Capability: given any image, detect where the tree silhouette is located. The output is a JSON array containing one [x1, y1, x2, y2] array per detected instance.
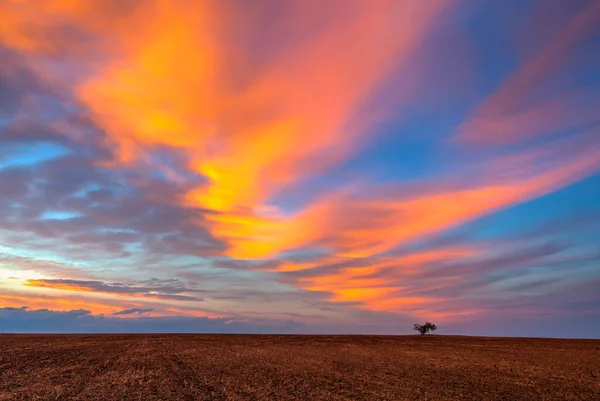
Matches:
[[413, 322, 437, 335]]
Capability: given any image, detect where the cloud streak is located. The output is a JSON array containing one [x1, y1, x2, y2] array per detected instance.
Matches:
[[24, 279, 206, 302], [457, 2, 600, 144]]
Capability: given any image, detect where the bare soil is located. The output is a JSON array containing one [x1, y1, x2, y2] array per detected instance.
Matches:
[[0, 334, 598, 400]]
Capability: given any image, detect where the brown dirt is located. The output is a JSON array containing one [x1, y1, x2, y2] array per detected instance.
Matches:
[[0, 334, 598, 400]]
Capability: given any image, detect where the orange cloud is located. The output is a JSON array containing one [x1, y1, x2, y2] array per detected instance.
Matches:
[[226, 136, 600, 260], [259, 139, 599, 315], [72, 1, 450, 257], [25, 279, 91, 293], [293, 247, 476, 305], [77, 1, 224, 162], [0, 293, 126, 315], [1, 288, 223, 318]]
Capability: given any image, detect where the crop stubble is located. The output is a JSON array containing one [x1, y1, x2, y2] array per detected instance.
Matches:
[[0, 334, 598, 400]]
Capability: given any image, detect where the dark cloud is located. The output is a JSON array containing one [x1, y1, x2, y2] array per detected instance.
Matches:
[[407, 273, 600, 338], [0, 53, 226, 265], [0, 165, 31, 201], [153, 294, 205, 301], [0, 46, 52, 120], [0, 306, 403, 335], [380, 242, 576, 301], [112, 308, 153, 316], [280, 257, 371, 281], [0, 76, 21, 118], [211, 295, 247, 300], [26, 278, 206, 302], [506, 277, 562, 292], [211, 258, 281, 271], [440, 294, 600, 339], [413, 242, 568, 281], [0, 150, 226, 262]]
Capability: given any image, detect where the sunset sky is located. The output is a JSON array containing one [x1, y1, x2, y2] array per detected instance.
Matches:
[[1, 0, 599, 337]]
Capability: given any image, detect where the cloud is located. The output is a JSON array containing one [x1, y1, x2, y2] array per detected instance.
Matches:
[[242, 136, 600, 261], [0, 139, 225, 261], [274, 225, 597, 320], [0, 306, 405, 335], [457, 2, 600, 144], [412, 242, 567, 281], [0, 0, 452, 260], [24, 279, 206, 302], [1, 1, 599, 337], [1, 296, 598, 337], [0, 287, 221, 318], [0, 253, 100, 279], [112, 308, 153, 316]]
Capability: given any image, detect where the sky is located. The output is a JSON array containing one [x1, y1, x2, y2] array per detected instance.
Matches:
[[0, 0, 599, 337]]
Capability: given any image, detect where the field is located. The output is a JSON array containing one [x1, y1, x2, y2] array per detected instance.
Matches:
[[1, 334, 599, 400]]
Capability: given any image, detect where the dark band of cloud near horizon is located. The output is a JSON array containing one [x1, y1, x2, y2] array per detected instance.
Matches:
[[1, 0, 599, 337]]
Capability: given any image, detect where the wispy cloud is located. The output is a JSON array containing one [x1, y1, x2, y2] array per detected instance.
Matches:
[[457, 2, 600, 144]]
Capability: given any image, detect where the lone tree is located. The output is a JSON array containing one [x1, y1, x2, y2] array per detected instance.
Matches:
[[413, 322, 437, 335]]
